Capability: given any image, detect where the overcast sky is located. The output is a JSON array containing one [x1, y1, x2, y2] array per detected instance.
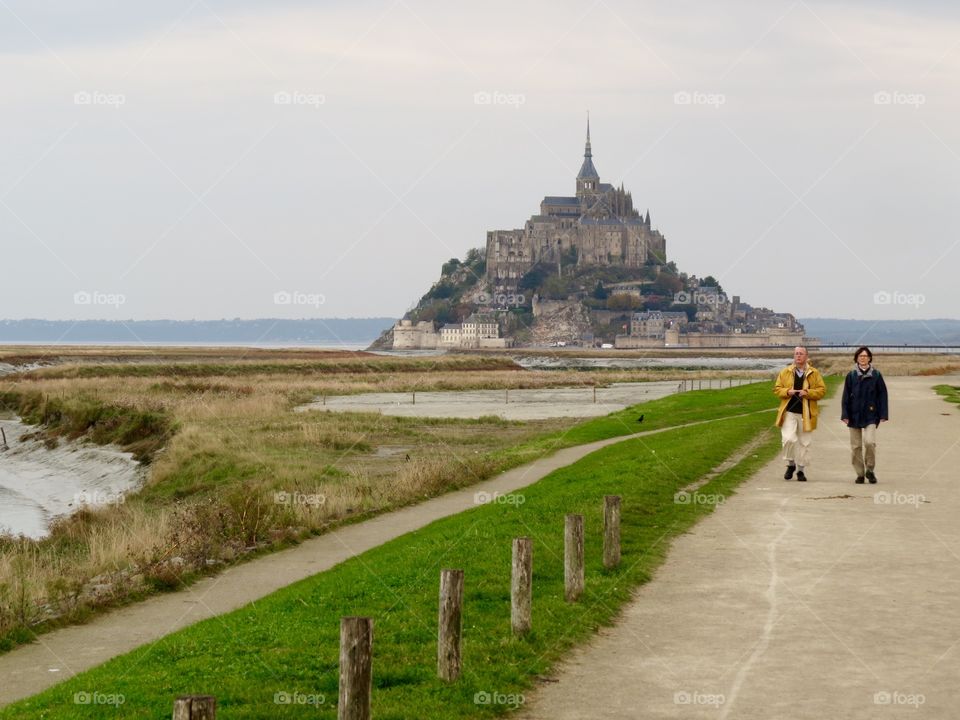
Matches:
[[1, 0, 958, 322]]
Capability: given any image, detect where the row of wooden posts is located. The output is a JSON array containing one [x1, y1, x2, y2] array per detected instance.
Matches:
[[172, 495, 622, 719]]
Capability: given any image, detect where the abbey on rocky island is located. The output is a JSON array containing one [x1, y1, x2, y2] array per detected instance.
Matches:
[[485, 118, 667, 288]]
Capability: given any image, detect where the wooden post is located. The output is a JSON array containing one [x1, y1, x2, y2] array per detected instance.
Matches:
[[603, 496, 621, 569], [339, 617, 374, 720], [505, 389, 509, 404], [322, 394, 326, 406], [564, 514, 584, 602], [1, 427, 6, 447], [412, 391, 416, 405], [172, 696, 216, 719], [511, 537, 532, 635], [593, 386, 596, 404], [437, 569, 464, 681]]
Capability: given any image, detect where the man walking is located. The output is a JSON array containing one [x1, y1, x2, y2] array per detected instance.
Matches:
[[774, 346, 827, 481]]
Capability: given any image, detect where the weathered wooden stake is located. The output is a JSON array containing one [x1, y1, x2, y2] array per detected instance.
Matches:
[[339, 616, 374, 720], [1, 427, 6, 447], [593, 387, 597, 404], [437, 569, 464, 681], [603, 496, 621, 569], [172, 695, 216, 719], [505, 389, 509, 404], [511, 537, 532, 635], [564, 514, 584, 602], [412, 391, 416, 405]]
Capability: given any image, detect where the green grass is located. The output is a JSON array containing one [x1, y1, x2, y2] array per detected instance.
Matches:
[[0, 404, 782, 719], [0, 390, 174, 462], [934, 384, 960, 408]]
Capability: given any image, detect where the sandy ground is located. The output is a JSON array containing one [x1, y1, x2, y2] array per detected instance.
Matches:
[[0, 420, 143, 539], [516, 375, 960, 720], [297, 379, 760, 420]]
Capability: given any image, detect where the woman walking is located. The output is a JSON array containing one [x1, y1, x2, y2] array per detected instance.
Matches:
[[841, 346, 889, 484]]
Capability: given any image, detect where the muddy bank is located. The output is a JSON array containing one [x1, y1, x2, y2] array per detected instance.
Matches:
[[0, 419, 143, 539]]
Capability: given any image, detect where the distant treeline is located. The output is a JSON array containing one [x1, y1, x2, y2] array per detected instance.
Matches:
[[0, 318, 397, 344], [801, 318, 960, 346]]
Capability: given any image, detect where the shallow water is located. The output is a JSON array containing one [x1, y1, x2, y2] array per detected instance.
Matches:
[[0, 420, 142, 539]]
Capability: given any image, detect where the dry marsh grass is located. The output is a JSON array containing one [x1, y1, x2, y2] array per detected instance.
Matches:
[[0, 347, 955, 649]]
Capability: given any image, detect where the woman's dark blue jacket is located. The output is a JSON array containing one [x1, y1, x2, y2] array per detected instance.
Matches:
[[841, 367, 889, 428]]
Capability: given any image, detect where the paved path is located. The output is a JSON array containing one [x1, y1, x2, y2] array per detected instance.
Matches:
[[0, 413, 749, 707], [518, 376, 960, 719]]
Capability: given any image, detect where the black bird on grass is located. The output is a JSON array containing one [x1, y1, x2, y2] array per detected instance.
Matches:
[[637, 414, 644, 423]]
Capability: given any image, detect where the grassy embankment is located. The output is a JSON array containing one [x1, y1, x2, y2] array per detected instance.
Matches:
[[0, 385, 796, 719], [934, 384, 960, 408], [0, 353, 786, 653]]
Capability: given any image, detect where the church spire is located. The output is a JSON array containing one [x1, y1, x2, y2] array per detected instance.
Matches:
[[577, 113, 599, 184], [585, 112, 592, 159]]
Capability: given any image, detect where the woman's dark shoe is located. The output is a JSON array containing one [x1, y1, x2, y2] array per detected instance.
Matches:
[[855, 477, 865, 484], [784, 465, 796, 480], [866, 469, 877, 484], [796, 471, 807, 482]]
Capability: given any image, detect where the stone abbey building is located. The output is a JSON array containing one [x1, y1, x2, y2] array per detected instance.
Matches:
[[486, 120, 667, 288]]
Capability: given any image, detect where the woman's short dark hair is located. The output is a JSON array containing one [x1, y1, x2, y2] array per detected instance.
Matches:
[[854, 346, 873, 362]]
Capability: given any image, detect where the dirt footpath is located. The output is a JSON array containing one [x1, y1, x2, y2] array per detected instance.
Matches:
[[517, 376, 960, 719]]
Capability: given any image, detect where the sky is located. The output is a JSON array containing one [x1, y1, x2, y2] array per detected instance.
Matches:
[[1, 0, 958, 322]]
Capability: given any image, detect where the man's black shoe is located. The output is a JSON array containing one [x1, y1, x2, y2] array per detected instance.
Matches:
[[796, 471, 807, 482], [784, 465, 796, 480], [866, 469, 877, 484], [855, 476, 865, 484]]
